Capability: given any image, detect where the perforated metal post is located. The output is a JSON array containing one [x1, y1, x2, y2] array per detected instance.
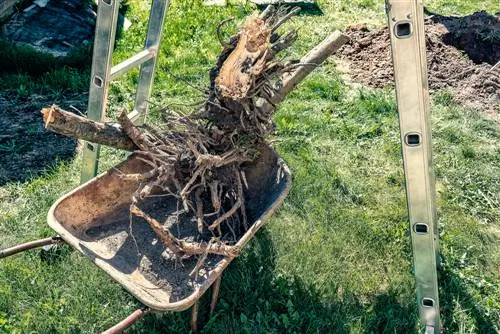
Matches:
[[81, 0, 170, 183], [130, 0, 170, 125], [81, 0, 120, 183], [386, 1, 441, 332]]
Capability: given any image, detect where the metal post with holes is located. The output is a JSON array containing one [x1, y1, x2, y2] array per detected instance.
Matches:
[[385, 0, 441, 333], [81, 0, 170, 183]]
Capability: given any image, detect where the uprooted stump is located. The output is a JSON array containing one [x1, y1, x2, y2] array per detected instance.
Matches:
[[42, 6, 349, 271], [49, 144, 289, 302]]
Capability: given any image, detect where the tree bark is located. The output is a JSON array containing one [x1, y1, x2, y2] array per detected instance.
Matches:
[[41, 106, 137, 151], [257, 30, 350, 114], [41, 31, 349, 150]]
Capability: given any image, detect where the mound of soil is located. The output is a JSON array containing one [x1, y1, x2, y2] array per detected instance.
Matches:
[[337, 11, 499, 115], [0, 93, 85, 185], [433, 11, 500, 66]]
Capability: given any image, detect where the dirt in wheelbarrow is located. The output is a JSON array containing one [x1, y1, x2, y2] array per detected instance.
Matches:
[[84, 197, 225, 302], [81, 147, 281, 302], [337, 11, 500, 117]]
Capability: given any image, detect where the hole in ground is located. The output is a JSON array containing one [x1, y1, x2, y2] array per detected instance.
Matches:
[[427, 10, 500, 65]]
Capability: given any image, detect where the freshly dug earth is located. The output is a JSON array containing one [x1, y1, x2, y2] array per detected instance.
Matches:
[[0, 93, 84, 185], [338, 11, 499, 116]]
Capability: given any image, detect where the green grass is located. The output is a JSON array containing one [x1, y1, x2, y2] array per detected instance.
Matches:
[[1, 0, 499, 333]]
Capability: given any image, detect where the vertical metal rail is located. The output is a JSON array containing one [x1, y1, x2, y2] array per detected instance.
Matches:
[[81, 0, 120, 183], [130, 0, 170, 125], [385, 1, 441, 333], [81, 0, 170, 183]]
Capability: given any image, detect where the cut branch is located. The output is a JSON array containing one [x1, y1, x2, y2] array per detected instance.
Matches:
[[41, 106, 137, 151], [40, 11, 349, 265], [258, 30, 349, 113]]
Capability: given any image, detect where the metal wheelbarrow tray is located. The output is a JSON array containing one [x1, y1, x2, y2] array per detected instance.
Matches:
[[47, 145, 291, 312]]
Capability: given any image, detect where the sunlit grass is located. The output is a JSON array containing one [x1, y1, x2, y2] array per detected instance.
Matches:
[[0, 1, 498, 333]]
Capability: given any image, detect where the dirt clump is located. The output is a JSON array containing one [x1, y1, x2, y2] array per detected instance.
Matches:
[[337, 11, 499, 115]]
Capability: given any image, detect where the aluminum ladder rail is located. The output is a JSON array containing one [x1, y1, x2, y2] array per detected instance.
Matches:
[[385, 0, 441, 332], [81, 0, 170, 183]]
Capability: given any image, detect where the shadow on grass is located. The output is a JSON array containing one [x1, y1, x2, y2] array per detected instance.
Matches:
[[131, 229, 418, 333], [256, 3, 324, 16], [440, 262, 498, 333], [0, 94, 85, 185]]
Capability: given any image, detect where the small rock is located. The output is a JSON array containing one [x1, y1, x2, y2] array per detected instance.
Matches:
[[358, 37, 372, 47], [485, 86, 495, 94], [342, 46, 355, 55]]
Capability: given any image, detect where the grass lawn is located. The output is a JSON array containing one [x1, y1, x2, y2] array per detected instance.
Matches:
[[0, 0, 498, 333]]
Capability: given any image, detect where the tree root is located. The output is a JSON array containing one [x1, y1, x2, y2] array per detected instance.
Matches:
[[41, 5, 349, 264], [131, 204, 239, 258], [130, 204, 183, 255]]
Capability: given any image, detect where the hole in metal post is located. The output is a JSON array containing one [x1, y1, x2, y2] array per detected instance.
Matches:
[[422, 298, 434, 307], [395, 21, 412, 38], [405, 133, 421, 146], [93, 76, 103, 88], [414, 223, 429, 234], [87, 143, 95, 152], [102, 0, 112, 5]]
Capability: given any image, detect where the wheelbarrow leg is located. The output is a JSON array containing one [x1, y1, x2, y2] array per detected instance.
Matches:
[[191, 274, 223, 333], [0, 236, 64, 259], [209, 276, 222, 316], [191, 301, 200, 334], [103, 307, 150, 334]]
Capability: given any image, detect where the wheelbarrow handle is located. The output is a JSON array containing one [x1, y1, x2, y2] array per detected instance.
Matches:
[[102, 307, 150, 334], [0, 236, 64, 259]]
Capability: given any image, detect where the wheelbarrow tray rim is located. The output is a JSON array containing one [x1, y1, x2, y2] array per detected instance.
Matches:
[[47, 154, 291, 312]]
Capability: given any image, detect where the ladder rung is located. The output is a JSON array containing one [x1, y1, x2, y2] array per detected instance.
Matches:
[[110, 48, 156, 80], [127, 109, 141, 123]]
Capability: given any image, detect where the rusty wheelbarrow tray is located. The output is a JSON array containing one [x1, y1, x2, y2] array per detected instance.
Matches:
[[1, 146, 291, 332]]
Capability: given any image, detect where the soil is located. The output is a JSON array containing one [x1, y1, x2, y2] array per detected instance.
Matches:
[[84, 199, 224, 302], [337, 11, 499, 116], [0, 93, 86, 185], [1, 0, 96, 57], [60, 147, 286, 303]]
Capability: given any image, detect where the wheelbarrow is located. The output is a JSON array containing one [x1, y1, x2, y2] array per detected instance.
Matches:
[[0, 145, 291, 333]]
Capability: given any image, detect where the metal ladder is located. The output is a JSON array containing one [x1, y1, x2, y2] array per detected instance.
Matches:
[[386, 0, 441, 332], [81, 0, 171, 183], [81, 1, 441, 331]]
